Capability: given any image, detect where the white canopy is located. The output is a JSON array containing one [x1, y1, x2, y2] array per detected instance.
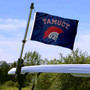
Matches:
[[8, 64, 90, 77]]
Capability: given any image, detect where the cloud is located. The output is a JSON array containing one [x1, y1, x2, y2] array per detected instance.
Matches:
[[0, 18, 34, 41], [24, 41, 71, 60], [75, 34, 90, 53], [0, 18, 27, 41], [0, 18, 35, 62], [0, 41, 22, 63], [0, 18, 27, 30], [74, 22, 90, 54], [0, 18, 90, 63]]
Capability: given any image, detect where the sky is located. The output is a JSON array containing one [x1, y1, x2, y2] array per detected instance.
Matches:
[[0, 0, 90, 63]]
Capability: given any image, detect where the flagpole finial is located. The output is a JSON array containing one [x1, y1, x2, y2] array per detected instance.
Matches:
[[30, 3, 34, 9]]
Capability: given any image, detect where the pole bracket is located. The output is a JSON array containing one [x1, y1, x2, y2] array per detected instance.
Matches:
[[22, 40, 26, 43]]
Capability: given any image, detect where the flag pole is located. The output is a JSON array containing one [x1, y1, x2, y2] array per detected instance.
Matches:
[[15, 3, 34, 90]]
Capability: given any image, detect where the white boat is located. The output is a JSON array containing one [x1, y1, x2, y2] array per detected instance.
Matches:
[[8, 64, 90, 77]]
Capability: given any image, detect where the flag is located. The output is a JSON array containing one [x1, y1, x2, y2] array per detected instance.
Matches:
[[30, 12, 78, 50]]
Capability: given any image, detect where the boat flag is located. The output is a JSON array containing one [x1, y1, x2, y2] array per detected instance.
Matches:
[[30, 12, 79, 50]]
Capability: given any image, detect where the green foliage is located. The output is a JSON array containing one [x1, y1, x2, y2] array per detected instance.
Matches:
[[5, 80, 14, 87], [86, 56, 90, 64], [48, 58, 62, 64], [40, 58, 49, 65], [11, 62, 17, 68], [35, 73, 54, 90], [25, 74, 33, 83], [60, 48, 88, 64], [49, 48, 90, 90], [14, 82, 19, 87], [35, 49, 90, 90], [24, 51, 41, 65], [1, 49, 90, 90], [0, 64, 10, 85]]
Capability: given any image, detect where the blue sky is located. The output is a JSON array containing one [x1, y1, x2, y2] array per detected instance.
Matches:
[[0, 0, 90, 63]]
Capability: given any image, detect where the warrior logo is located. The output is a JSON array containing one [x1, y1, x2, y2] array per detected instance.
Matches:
[[43, 26, 63, 41]]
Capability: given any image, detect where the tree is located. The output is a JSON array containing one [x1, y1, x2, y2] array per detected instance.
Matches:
[[0, 64, 10, 84], [48, 58, 62, 64], [60, 48, 88, 64], [40, 58, 49, 65], [35, 73, 54, 90], [23, 51, 42, 88], [11, 61, 17, 68], [50, 48, 90, 90], [24, 51, 41, 66]]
